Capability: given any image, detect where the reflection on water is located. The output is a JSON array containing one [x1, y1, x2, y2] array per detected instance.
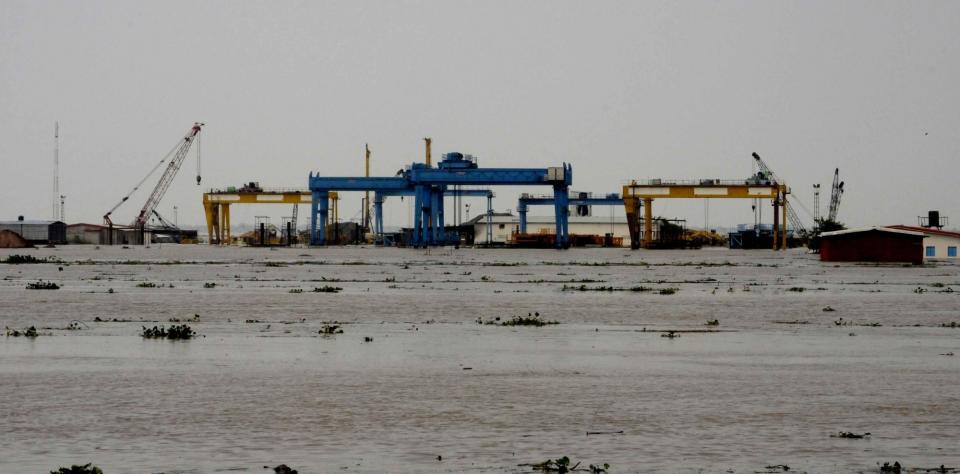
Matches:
[[1, 246, 958, 472]]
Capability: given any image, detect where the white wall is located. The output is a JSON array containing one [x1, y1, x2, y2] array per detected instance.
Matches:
[[922, 234, 960, 260]]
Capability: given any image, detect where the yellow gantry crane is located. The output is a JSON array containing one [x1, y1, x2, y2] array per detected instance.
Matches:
[[203, 184, 338, 244], [622, 178, 790, 250]]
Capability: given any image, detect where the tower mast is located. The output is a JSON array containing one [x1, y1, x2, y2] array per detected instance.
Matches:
[[53, 121, 60, 220]]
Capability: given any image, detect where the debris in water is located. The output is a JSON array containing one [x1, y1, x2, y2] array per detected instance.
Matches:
[[831, 431, 870, 439], [313, 285, 343, 293], [661, 331, 680, 339], [823, 306, 836, 312], [203, 282, 217, 288], [586, 430, 624, 436], [363, 336, 374, 342], [705, 319, 719, 326], [763, 465, 790, 472]]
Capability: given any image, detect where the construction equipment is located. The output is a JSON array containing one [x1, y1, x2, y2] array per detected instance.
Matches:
[[827, 168, 844, 222], [752, 152, 807, 237], [203, 188, 339, 245], [103, 123, 204, 243]]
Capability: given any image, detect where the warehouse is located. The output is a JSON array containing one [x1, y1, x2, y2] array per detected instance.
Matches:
[[886, 225, 960, 260], [0, 218, 66, 245], [820, 227, 925, 264], [469, 214, 631, 246]]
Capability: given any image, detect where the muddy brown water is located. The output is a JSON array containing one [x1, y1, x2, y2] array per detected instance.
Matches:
[[1, 245, 958, 473]]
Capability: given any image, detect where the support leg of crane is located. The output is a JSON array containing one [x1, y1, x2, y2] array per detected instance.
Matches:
[[432, 186, 443, 245], [486, 194, 493, 246], [553, 184, 570, 249], [519, 203, 528, 234], [624, 196, 640, 250], [374, 193, 384, 246], [643, 198, 653, 249], [772, 198, 780, 251], [413, 185, 424, 248], [781, 192, 788, 250], [310, 191, 320, 245], [224, 204, 231, 244]]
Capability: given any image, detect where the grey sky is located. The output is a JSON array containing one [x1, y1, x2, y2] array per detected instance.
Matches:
[[2, 0, 958, 230]]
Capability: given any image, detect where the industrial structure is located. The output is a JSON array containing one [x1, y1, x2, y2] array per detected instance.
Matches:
[[103, 123, 204, 244], [373, 188, 494, 245], [309, 152, 573, 248], [623, 177, 789, 250], [0, 217, 66, 245], [202, 184, 340, 245]]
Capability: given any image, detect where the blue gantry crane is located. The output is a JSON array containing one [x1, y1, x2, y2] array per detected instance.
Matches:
[[517, 192, 628, 233], [308, 151, 573, 248], [372, 188, 494, 245]]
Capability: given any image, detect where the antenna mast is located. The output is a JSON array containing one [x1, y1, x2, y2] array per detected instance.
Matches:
[[53, 122, 60, 220]]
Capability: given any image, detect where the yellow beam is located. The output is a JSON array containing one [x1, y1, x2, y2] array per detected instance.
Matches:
[[202, 191, 339, 245], [623, 183, 781, 199]]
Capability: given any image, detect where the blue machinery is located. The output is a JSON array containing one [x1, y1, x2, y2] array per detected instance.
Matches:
[[309, 152, 573, 248], [372, 188, 494, 245], [517, 192, 629, 233]]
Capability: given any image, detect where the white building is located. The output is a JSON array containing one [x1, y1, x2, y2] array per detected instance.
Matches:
[[469, 213, 632, 246], [887, 225, 960, 260]]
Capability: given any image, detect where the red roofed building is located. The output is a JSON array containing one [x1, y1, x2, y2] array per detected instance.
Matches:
[[820, 227, 925, 264]]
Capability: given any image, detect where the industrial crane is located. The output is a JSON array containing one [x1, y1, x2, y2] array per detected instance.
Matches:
[[826, 168, 844, 222], [751, 152, 807, 237], [103, 123, 204, 243]]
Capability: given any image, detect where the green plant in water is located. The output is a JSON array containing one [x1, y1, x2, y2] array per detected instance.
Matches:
[[3, 254, 52, 264], [141, 324, 195, 340], [26, 280, 59, 290], [312, 285, 342, 293], [320, 324, 343, 335], [6, 326, 39, 337], [203, 282, 217, 288], [50, 464, 103, 474]]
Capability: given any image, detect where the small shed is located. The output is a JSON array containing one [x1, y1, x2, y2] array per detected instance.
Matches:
[[820, 227, 925, 264], [0, 218, 67, 245]]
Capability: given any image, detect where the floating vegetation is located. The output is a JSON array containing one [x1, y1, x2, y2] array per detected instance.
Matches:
[[880, 461, 902, 473], [831, 431, 871, 439], [522, 456, 608, 473], [823, 306, 836, 312], [705, 319, 719, 326], [289, 288, 303, 294], [265, 465, 298, 474], [320, 324, 343, 335], [3, 254, 54, 264], [787, 287, 805, 292], [479, 312, 559, 327], [561, 284, 676, 294], [661, 331, 680, 338], [136, 282, 158, 288], [26, 280, 59, 290], [6, 326, 39, 337], [313, 285, 342, 293], [65, 320, 86, 330], [941, 322, 959, 328], [363, 336, 374, 342], [50, 464, 103, 474], [141, 324, 195, 340], [203, 282, 217, 288], [914, 287, 927, 294]]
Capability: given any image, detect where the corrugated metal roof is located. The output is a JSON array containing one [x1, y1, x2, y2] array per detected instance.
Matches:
[[0, 220, 64, 225], [820, 226, 925, 238], [886, 224, 960, 239]]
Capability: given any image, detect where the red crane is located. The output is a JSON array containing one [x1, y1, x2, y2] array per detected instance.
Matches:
[[103, 123, 203, 242]]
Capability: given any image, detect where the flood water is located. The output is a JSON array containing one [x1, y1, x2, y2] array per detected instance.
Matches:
[[2, 245, 958, 473]]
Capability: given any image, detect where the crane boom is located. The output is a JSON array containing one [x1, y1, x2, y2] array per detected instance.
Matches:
[[751, 152, 806, 236], [103, 123, 204, 228], [135, 123, 203, 227], [827, 168, 844, 222]]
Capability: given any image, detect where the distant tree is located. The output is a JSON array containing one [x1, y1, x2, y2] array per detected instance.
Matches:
[[807, 219, 846, 252]]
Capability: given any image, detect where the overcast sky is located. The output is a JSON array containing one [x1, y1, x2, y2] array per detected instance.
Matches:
[[2, 0, 958, 231]]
